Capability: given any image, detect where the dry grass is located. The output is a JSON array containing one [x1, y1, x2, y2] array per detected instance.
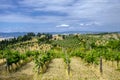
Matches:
[[70, 57, 120, 80], [70, 57, 100, 80], [0, 61, 34, 80], [101, 60, 120, 80], [35, 58, 67, 80], [0, 59, 6, 66], [0, 58, 120, 80], [16, 61, 34, 75]]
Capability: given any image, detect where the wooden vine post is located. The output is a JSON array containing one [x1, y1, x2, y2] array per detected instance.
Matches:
[[100, 56, 103, 75], [65, 48, 70, 76], [67, 62, 70, 76]]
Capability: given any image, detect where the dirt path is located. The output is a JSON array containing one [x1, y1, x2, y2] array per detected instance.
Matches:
[[40, 58, 66, 80]]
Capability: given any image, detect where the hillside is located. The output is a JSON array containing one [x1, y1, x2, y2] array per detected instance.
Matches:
[[0, 32, 120, 80]]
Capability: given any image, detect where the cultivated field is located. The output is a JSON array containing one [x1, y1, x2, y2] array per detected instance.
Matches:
[[0, 32, 120, 80]]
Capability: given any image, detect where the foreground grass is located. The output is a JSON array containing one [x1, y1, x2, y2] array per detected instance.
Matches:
[[70, 57, 99, 80], [34, 58, 67, 80], [0, 58, 120, 80], [70, 57, 120, 80], [0, 61, 34, 80]]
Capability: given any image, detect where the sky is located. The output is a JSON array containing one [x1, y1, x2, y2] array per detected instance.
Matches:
[[0, 0, 120, 32]]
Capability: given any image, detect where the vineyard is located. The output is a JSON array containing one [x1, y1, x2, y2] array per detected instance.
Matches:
[[0, 32, 120, 80]]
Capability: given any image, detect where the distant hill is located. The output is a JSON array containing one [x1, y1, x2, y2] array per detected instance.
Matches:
[[0, 32, 27, 38], [0, 31, 120, 38], [50, 31, 120, 35]]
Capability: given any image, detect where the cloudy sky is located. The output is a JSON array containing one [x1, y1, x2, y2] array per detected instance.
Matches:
[[0, 0, 120, 32]]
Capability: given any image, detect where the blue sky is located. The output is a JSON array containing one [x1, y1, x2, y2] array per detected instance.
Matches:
[[0, 0, 120, 32]]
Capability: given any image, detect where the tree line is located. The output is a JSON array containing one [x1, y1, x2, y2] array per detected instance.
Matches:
[[0, 32, 53, 50]]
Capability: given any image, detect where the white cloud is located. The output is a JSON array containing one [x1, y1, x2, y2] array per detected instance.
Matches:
[[86, 22, 101, 26], [79, 21, 101, 26], [80, 23, 85, 26], [56, 24, 70, 28]]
